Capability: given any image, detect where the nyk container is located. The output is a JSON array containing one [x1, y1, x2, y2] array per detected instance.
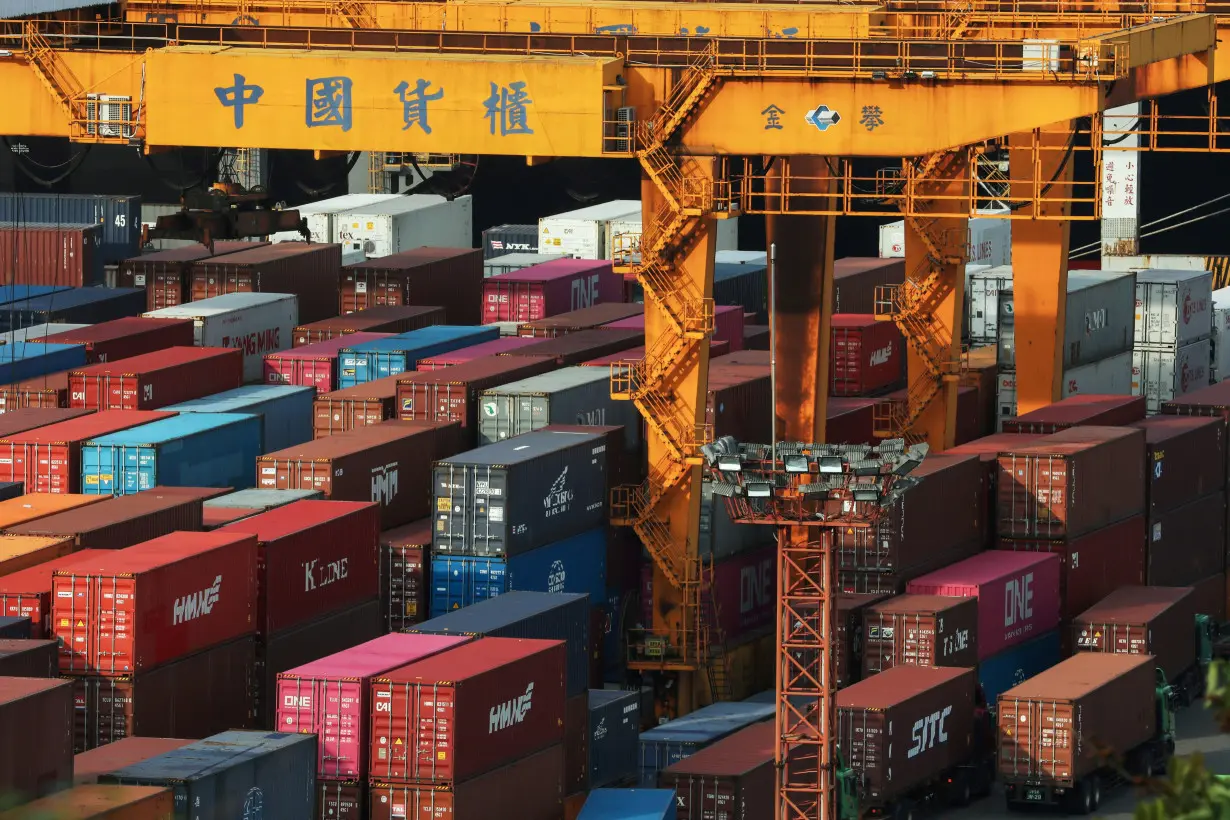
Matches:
[[482, 259, 624, 324], [907, 551, 1062, 658], [0, 535, 75, 578], [0, 342, 86, 385], [483, 223, 540, 258], [0, 677, 74, 804], [588, 688, 640, 789], [293, 304, 445, 346], [1072, 586, 1199, 687], [604, 306, 745, 353], [432, 428, 607, 557], [1131, 416, 1226, 516], [73, 737, 195, 785], [0, 193, 141, 265], [5, 489, 209, 550], [1001, 393, 1147, 435], [637, 701, 774, 786], [862, 594, 980, 675], [341, 247, 483, 322], [51, 530, 259, 675], [264, 332, 392, 395], [502, 328, 644, 366], [380, 519, 431, 632], [69, 347, 243, 411], [0, 372, 72, 412], [830, 314, 905, 396], [578, 789, 677, 820], [478, 365, 642, 449], [0, 550, 109, 637], [657, 720, 772, 820], [31, 317, 196, 365], [276, 632, 472, 779], [0, 638, 56, 677], [334, 194, 472, 258], [0, 410, 174, 493], [188, 242, 341, 324], [1132, 337, 1212, 413], [0, 224, 102, 287], [99, 730, 317, 820], [1133, 268, 1214, 348], [79, 412, 262, 495], [0, 288, 146, 334], [142, 292, 299, 382], [978, 630, 1062, 714], [0, 783, 173, 817], [396, 354, 558, 436], [416, 336, 544, 369], [117, 241, 269, 310], [338, 325, 499, 387], [516, 303, 644, 338], [162, 384, 314, 454]]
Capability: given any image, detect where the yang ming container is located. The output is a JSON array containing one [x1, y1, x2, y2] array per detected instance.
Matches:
[[264, 332, 391, 394], [163, 384, 314, 454], [396, 354, 557, 435], [0, 288, 146, 334], [69, 347, 243, 411], [1001, 393, 1147, 435], [5, 489, 209, 550], [416, 336, 543, 369], [0, 224, 102, 287], [99, 730, 317, 820], [588, 688, 640, 789], [478, 365, 642, 449], [341, 247, 483, 323], [118, 241, 268, 310], [0, 342, 86, 385], [1132, 416, 1225, 516], [517, 303, 644, 338], [637, 701, 774, 786], [1134, 268, 1214, 348], [862, 594, 980, 674], [293, 304, 445, 347], [380, 520, 431, 632], [79, 412, 262, 495], [188, 242, 340, 324], [829, 315, 904, 397], [657, 720, 773, 820], [482, 259, 623, 324], [978, 630, 1062, 714], [338, 325, 498, 387], [0, 677, 74, 805], [32, 317, 195, 366]]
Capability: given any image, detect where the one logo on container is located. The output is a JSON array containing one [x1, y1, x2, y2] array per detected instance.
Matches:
[[1003, 572, 1035, 641], [489, 682, 535, 733], [173, 575, 222, 625]]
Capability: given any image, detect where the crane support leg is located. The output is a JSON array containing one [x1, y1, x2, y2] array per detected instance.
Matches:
[[1008, 122, 1075, 414]]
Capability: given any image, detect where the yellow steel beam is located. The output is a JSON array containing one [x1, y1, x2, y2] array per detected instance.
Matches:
[[1085, 13, 1215, 68]]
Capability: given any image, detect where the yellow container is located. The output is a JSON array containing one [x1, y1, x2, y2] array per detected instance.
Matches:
[[0, 784, 173, 819], [0, 534, 76, 578], [0, 493, 108, 530]]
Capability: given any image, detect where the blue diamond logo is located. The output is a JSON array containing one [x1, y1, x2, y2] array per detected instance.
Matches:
[[805, 105, 841, 132]]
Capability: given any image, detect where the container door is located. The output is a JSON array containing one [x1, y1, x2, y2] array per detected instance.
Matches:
[[998, 698, 1076, 783], [93, 575, 138, 675], [51, 571, 93, 673], [79, 443, 117, 496]]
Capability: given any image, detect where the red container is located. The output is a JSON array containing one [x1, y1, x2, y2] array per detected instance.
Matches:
[[51, 530, 259, 675], [946, 432, 1046, 545], [222, 499, 380, 636], [189, 242, 342, 323], [369, 637, 566, 784], [5, 488, 209, 549], [996, 426, 1146, 540], [742, 324, 769, 351], [264, 332, 391, 395], [0, 224, 99, 287], [369, 745, 564, 820], [293, 305, 446, 347], [707, 363, 773, 442], [1146, 492, 1226, 587], [830, 315, 905, 397], [1001, 394, 1147, 435], [0, 410, 174, 493], [502, 328, 643, 366], [32, 318, 197, 365], [313, 375, 401, 437], [604, 305, 745, 352], [517, 303, 645, 338], [0, 406, 92, 438], [907, 550, 1062, 658], [416, 336, 545, 370], [0, 550, 109, 637], [68, 347, 243, 411], [341, 248, 484, 323], [1071, 586, 1198, 685], [380, 519, 431, 632], [658, 721, 774, 820], [832, 258, 906, 315], [72, 737, 195, 785], [72, 635, 256, 752], [1132, 416, 1226, 517], [711, 542, 775, 642], [202, 506, 260, 530], [118, 242, 268, 310], [826, 398, 877, 445], [395, 356, 558, 436], [482, 259, 624, 324], [0, 677, 74, 805], [0, 372, 71, 411], [861, 594, 980, 675], [276, 632, 474, 780]]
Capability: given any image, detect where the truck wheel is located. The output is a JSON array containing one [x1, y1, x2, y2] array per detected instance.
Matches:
[[1090, 777, 1102, 811], [892, 799, 915, 820], [1067, 779, 1094, 815]]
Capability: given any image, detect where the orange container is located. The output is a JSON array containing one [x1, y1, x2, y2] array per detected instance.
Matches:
[[0, 783, 173, 818], [0, 493, 108, 529], [0, 535, 76, 578]]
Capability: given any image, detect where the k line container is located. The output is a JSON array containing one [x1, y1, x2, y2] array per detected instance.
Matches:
[[482, 223, 540, 258], [478, 365, 642, 449], [862, 594, 980, 675], [72, 737, 195, 786], [338, 325, 499, 387], [1133, 268, 1214, 348], [188, 242, 341, 324], [292, 304, 445, 347], [99, 730, 317, 820], [0, 677, 74, 805], [1001, 394, 1146, 435], [1132, 337, 1212, 413], [0, 193, 141, 265], [578, 790, 677, 820], [416, 336, 544, 369], [829, 315, 904, 397], [0, 288, 146, 334], [978, 630, 1062, 714], [1132, 416, 1225, 516], [657, 720, 773, 820], [69, 346, 243, 411], [588, 688, 640, 789], [395, 354, 560, 436], [516, 303, 644, 338], [482, 259, 624, 324], [51, 530, 259, 675], [503, 328, 644, 366], [0, 550, 109, 637], [1146, 492, 1226, 586], [79, 412, 262, 495], [5, 489, 208, 550], [267, 193, 401, 243], [380, 519, 430, 632], [334, 194, 472, 257], [264, 332, 391, 394], [1072, 585, 1198, 684], [275, 632, 473, 779], [538, 201, 642, 260], [0, 535, 75, 578], [142, 292, 299, 382], [118, 241, 269, 310], [0, 223, 103, 287], [638, 702, 774, 786], [0, 783, 173, 818], [0, 342, 86, 385], [31, 318, 196, 365], [341, 247, 483, 323], [0, 637, 57, 677], [162, 384, 314, 454]]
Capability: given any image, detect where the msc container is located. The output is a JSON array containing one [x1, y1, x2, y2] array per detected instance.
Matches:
[[0, 406, 91, 438], [657, 721, 772, 820], [73, 737, 195, 785], [256, 420, 462, 529], [69, 347, 243, 411], [341, 247, 483, 322], [995, 351, 1136, 423], [1132, 416, 1225, 516], [578, 789, 677, 820], [996, 426, 1146, 540], [0, 372, 71, 412], [0, 342, 86, 385], [829, 315, 904, 397], [517, 303, 644, 338], [1072, 586, 1198, 685], [99, 730, 317, 820], [1132, 337, 1212, 413], [369, 637, 566, 783], [1146, 492, 1226, 586], [0, 638, 57, 677], [0, 550, 109, 637], [0, 410, 174, 493], [637, 702, 774, 786], [0, 677, 74, 804], [79, 412, 262, 495], [417, 336, 544, 369], [396, 355, 559, 435], [188, 242, 340, 324], [0, 783, 173, 818], [51, 530, 259, 675], [1001, 394, 1146, 435], [478, 365, 642, 449], [538, 201, 641, 260], [0, 193, 141, 265], [837, 665, 977, 809], [267, 193, 401, 243], [5, 489, 208, 550], [380, 519, 430, 632], [997, 653, 1158, 788], [906, 551, 1062, 659], [484, 252, 571, 277], [978, 630, 1062, 715], [334, 194, 472, 257], [264, 332, 391, 395], [162, 384, 314, 454], [142, 293, 298, 382], [0, 288, 146, 334], [338, 325, 499, 387], [0, 223, 103, 287], [482, 259, 623, 324], [276, 632, 472, 779], [1133, 268, 1214, 348], [862, 594, 980, 675], [483, 223, 540, 258], [72, 636, 256, 752], [118, 241, 269, 310], [31, 318, 195, 365], [0, 535, 75, 578], [588, 688, 640, 789], [292, 304, 445, 347]]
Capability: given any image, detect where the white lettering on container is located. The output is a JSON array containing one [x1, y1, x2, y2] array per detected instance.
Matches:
[[172, 575, 222, 625], [1004, 572, 1035, 627], [571, 274, 602, 310], [489, 682, 535, 733], [304, 557, 349, 592], [907, 705, 952, 759]]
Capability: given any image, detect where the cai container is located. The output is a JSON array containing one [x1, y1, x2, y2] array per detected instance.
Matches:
[[5, 489, 209, 550], [481, 258, 624, 324], [162, 384, 315, 454], [293, 304, 446, 347], [79, 412, 263, 495], [0, 223, 103, 287], [588, 688, 640, 789], [978, 629, 1062, 714], [0, 677, 74, 805], [1001, 394, 1147, 435], [1132, 416, 1226, 517], [31, 317, 196, 365], [341, 247, 483, 323], [72, 737, 195, 786], [395, 354, 557, 437], [861, 594, 980, 675], [264, 332, 391, 395], [478, 365, 642, 450], [829, 314, 905, 397], [69, 346, 243, 411], [380, 519, 430, 632], [0, 550, 110, 637], [657, 720, 773, 820], [0, 288, 146, 334], [338, 325, 499, 387], [118, 241, 267, 310], [188, 242, 341, 324], [637, 701, 774, 787], [0, 638, 57, 677], [0, 342, 86, 385]]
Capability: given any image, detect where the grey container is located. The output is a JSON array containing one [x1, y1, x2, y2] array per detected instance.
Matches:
[[966, 265, 1009, 345], [0, 481, 23, 501], [0, 193, 141, 265], [478, 366, 643, 450], [1133, 268, 1215, 348], [433, 428, 608, 557], [0, 616, 31, 639], [482, 223, 540, 258], [411, 590, 590, 697], [99, 730, 317, 820], [482, 252, 571, 278], [204, 488, 325, 510], [699, 481, 775, 562], [1132, 337, 1213, 413], [589, 688, 641, 789]]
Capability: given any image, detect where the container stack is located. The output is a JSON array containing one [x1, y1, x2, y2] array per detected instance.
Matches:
[[1131, 269, 1215, 412]]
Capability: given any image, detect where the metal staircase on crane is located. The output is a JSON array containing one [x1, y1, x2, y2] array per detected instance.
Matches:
[[332, 0, 378, 28]]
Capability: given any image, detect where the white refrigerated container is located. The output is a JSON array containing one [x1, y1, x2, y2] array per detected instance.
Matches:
[[334, 194, 473, 257]]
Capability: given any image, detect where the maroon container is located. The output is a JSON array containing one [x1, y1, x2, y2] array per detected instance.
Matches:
[[202, 506, 261, 530], [658, 720, 774, 820], [318, 781, 365, 820], [71, 635, 255, 753], [1147, 491, 1226, 587], [72, 737, 195, 785], [517, 303, 644, 338], [264, 333, 391, 395], [707, 363, 773, 442], [959, 347, 1000, 441], [832, 258, 906, 315], [341, 248, 483, 323], [604, 306, 744, 353], [862, 594, 980, 675], [1072, 586, 1198, 684], [0, 224, 100, 287], [221, 499, 380, 636], [742, 324, 769, 351], [32, 318, 197, 365], [189, 242, 342, 323], [395, 356, 558, 439], [1132, 416, 1226, 517], [839, 549, 981, 597], [0, 406, 93, 438], [417, 337, 546, 370], [380, 519, 431, 632], [5, 488, 209, 549], [996, 426, 1146, 540], [836, 593, 889, 687], [1192, 572, 1227, 621], [0, 372, 71, 411], [68, 347, 243, 410], [543, 422, 645, 500], [947, 432, 1046, 544], [830, 315, 905, 397], [503, 328, 644, 366], [0, 677, 73, 803], [314, 375, 401, 437], [0, 638, 57, 677], [482, 259, 623, 324], [293, 305, 446, 347], [118, 242, 268, 310], [256, 420, 463, 529], [0, 550, 109, 637], [826, 398, 877, 445], [1001, 394, 1147, 435]]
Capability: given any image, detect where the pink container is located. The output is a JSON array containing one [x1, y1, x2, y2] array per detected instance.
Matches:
[[603, 305, 746, 352], [481, 259, 624, 324], [275, 632, 473, 779], [906, 551, 1062, 659], [263, 332, 392, 394], [415, 336, 544, 370], [711, 543, 775, 641]]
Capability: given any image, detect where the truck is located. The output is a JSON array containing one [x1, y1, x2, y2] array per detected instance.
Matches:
[[998, 653, 1176, 814]]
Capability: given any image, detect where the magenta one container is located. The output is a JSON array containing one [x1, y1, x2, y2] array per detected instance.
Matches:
[[415, 336, 544, 369], [263, 332, 392, 394], [275, 632, 473, 779], [604, 304, 746, 352], [481, 258, 624, 324], [905, 550, 1061, 659]]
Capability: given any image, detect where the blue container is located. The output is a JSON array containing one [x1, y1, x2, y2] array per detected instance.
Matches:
[[98, 730, 316, 820], [0, 616, 31, 639], [162, 384, 315, 454], [979, 629, 1063, 713], [412, 590, 590, 697], [80, 412, 262, 496], [589, 688, 641, 789], [638, 701, 774, 786], [0, 285, 71, 306], [0, 342, 86, 384], [713, 261, 769, 323], [204, 488, 324, 510], [0, 287, 146, 333], [0, 193, 141, 264], [429, 528, 607, 617], [337, 325, 499, 387], [600, 589, 631, 683], [579, 789, 678, 820]]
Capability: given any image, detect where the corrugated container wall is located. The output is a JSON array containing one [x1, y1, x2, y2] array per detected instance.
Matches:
[[337, 325, 499, 387], [481, 259, 623, 324], [0, 193, 141, 264], [978, 630, 1063, 714], [292, 304, 445, 347], [588, 688, 640, 789], [264, 332, 391, 395], [1132, 416, 1226, 516], [162, 384, 315, 454], [380, 519, 431, 631], [341, 248, 482, 323], [0, 288, 146, 334], [334, 195, 472, 257], [1133, 269, 1214, 348], [188, 243, 340, 324], [396, 354, 559, 435], [69, 346, 243, 410], [637, 702, 774, 786], [0, 678, 74, 805], [0, 343, 86, 385], [478, 365, 642, 450], [30, 317, 196, 365], [861, 594, 979, 674], [996, 352, 1136, 424], [5, 489, 209, 550], [1071, 585, 1197, 684], [119, 241, 267, 311], [657, 721, 773, 820], [482, 224, 541, 258], [1132, 338, 1212, 413], [0, 224, 103, 286]]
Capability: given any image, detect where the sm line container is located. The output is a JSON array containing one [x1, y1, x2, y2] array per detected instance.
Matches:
[[1132, 337, 1212, 413], [0, 287, 147, 334], [338, 325, 499, 387], [163, 384, 315, 454], [0, 677, 74, 805], [79, 412, 263, 496], [69, 346, 244, 411], [478, 365, 643, 449], [481, 259, 624, 324], [142, 292, 299, 383], [334, 194, 473, 257], [264, 332, 391, 394], [341, 247, 484, 323], [51, 530, 259, 675], [188, 242, 341, 324], [31, 317, 195, 365], [0, 341, 86, 384], [638, 701, 775, 786]]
